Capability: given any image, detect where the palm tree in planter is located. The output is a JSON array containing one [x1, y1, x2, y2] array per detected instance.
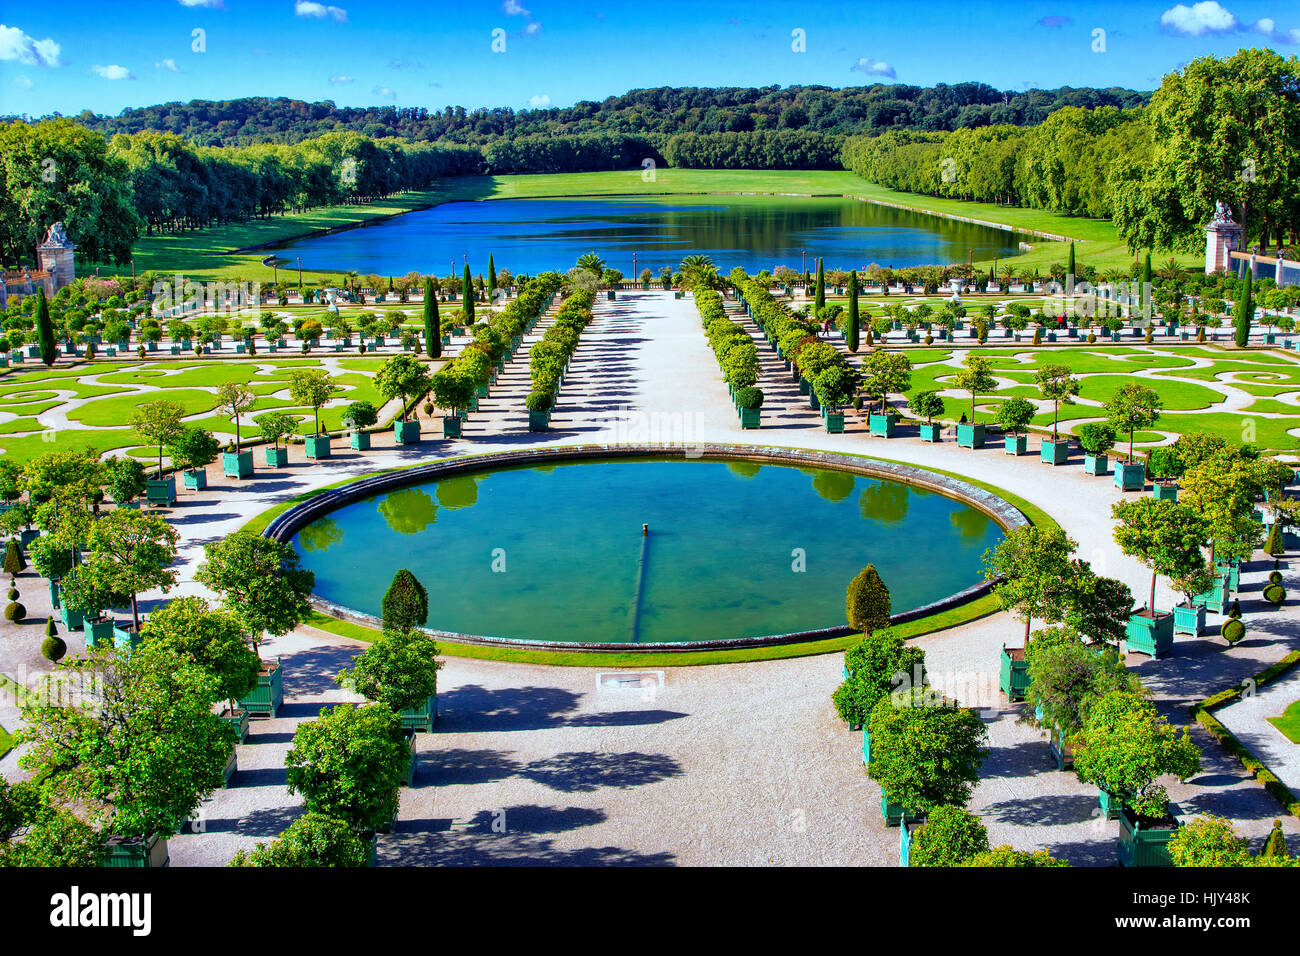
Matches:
[[982, 525, 1079, 700], [342, 400, 379, 450], [1072, 690, 1200, 861], [1105, 382, 1163, 490], [285, 702, 411, 841], [861, 349, 912, 436], [376, 354, 434, 444], [867, 694, 988, 826], [128, 400, 186, 506], [1034, 364, 1080, 463], [909, 390, 946, 442], [215, 382, 257, 478], [167, 425, 220, 492], [336, 625, 442, 739], [995, 396, 1035, 456], [430, 366, 476, 439], [140, 595, 261, 745], [1111, 497, 1209, 658], [288, 368, 342, 461], [951, 355, 997, 448], [17, 641, 237, 867], [255, 411, 298, 468]]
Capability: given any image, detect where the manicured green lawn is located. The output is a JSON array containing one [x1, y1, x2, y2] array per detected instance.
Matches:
[[1267, 700, 1300, 743]]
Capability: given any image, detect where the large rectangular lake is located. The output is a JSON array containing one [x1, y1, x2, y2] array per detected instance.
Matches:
[[269, 194, 1027, 276]]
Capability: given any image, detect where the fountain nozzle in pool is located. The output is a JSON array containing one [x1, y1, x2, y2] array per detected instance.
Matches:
[[642, 523, 648, 536]]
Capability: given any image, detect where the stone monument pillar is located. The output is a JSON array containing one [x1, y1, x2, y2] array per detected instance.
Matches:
[[1204, 201, 1241, 276], [36, 221, 76, 291]]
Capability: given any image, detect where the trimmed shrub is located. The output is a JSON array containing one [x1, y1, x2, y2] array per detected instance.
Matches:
[[846, 564, 891, 635], [1264, 522, 1285, 557], [735, 387, 764, 410], [525, 390, 553, 413], [1222, 618, 1246, 644], [3, 537, 26, 577], [41, 635, 66, 662], [1229, 599, 1242, 619], [1263, 584, 1286, 605], [908, 805, 989, 867], [4, 601, 24, 622], [1087, 332, 1097, 344], [1260, 820, 1290, 859], [381, 569, 429, 630], [1269, 570, 1283, 585]]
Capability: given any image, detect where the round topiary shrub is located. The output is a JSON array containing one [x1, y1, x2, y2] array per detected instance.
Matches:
[[924, 334, 933, 345], [1268, 570, 1283, 585], [6, 587, 18, 602], [1221, 618, 1246, 644], [4, 601, 25, 622], [525, 390, 553, 413], [41, 635, 66, 662], [1087, 332, 1097, 344], [1263, 583, 1286, 605], [735, 387, 764, 410]]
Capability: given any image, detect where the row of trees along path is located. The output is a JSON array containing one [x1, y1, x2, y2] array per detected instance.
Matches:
[[460, 295, 563, 437], [727, 294, 829, 433]]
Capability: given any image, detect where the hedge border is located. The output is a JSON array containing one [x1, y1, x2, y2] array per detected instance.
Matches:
[[1189, 650, 1300, 819]]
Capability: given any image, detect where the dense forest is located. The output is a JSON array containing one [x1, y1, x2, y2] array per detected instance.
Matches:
[[39, 83, 1151, 147]]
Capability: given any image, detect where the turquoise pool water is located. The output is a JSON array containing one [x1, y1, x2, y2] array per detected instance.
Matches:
[[292, 458, 1002, 644]]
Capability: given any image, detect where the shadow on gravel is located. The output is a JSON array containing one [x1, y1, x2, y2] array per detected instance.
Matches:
[[286, 644, 360, 695], [428, 747, 524, 786], [981, 793, 1100, 827], [379, 831, 676, 867], [437, 684, 582, 731], [518, 751, 684, 793], [228, 766, 289, 789]]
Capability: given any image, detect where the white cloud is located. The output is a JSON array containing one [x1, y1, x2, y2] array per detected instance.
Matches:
[[1253, 17, 1275, 35], [503, 0, 530, 15], [92, 64, 135, 80], [155, 58, 180, 72], [329, 74, 353, 84], [177, 0, 224, 7], [0, 24, 62, 67], [528, 94, 550, 108], [1290, 28, 1300, 42], [294, 1, 348, 22], [372, 86, 396, 99], [1159, 2, 1238, 36], [13, 75, 33, 89], [850, 57, 896, 78], [524, 21, 541, 35]]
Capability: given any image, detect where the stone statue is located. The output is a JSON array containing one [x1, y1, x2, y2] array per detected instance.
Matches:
[[43, 221, 69, 246], [1211, 201, 1236, 225]]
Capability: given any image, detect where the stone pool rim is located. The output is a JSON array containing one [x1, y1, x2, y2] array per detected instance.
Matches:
[[265, 442, 1029, 652]]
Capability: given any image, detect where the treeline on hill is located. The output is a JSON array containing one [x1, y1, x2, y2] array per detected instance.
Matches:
[[46, 83, 1150, 146]]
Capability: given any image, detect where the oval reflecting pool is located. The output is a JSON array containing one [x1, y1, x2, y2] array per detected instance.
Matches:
[[291, 458, 1004, 645]]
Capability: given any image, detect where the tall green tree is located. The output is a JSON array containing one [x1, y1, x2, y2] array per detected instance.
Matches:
[[375, 354, 433, 422], [982, 525, 1079, 644], [36, 287, 56, 367], [1034, 364, 1081, 440], [487, 254, 497, 300], [195, 532, 315, 650], [1105, 382, 1163, 460], [1111, 498, 1209, 614], [814, 257, 825, 312], [462, 263, 475, 324], [423, 277, 440, 359], [1235, 270, 1253, 348], [79, 508, 180, 633], [129, 399, 187, 478], [845, 270, 860, 352], [336, 625, 441, 713], [288, 368, 341, 437], [868, 696, 989, 813], [140, 596, 261, 710]]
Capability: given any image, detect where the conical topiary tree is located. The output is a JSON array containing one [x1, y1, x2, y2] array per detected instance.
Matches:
[[1264, 521, 1284, 557], [4, 537, 26, 582], [381, 569, 429, 631], [846, 564, 891, 636], [1259, 820, 1290, 859]]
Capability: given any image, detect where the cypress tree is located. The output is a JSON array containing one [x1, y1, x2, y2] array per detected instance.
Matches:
[[36, 286, 56, 367], [462, 264, 475, 325], [1141, 251, 1152, 320], [1066, 242, 1076, 283], [381, 569, 429, 630], [815, 258, 825, 312], [423, 277, 441, 359], [487, 254, 497, 302], [1235, 270, 1253, 347], [846, 270, 860, 353]]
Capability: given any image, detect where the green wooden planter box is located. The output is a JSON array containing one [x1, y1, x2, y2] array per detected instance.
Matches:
[[1098, 788, 1124, 821], [1084, 453, 1109, 476], [222, 746, 238, 788], [956, 422, 985, 449], [48, 576, 60, 609], [182, 468, 207, 491], [398, 695, 436, 734], [1048, 727, 1075, 771], [59, 600, 88, 630], [861, 727, 871, 770], [868, 413, 896, 438], [265, 446, 288, 468], [1125, 610, 1174, 658], [475, 384, 489, 399], [1172, 601, 1206, 636], [402, 733, 418, 787], [528, 410, 550, 431], [221, 707, 250, 743], [223, 450, 254, 479], [102, 834, 169, 868], [85, 617, 116, 648], [442, 416, 461, 439], [1192, 573, 1229, 613], [1216, 560, 1240, 595], [824, 412, 844, 433], [919, 422, 942, 442], [112, 626, 141, 654], [1118, 807, 1178, 867], [239, 658, 284, 717], [739, 407, 761, 429], [1151, 483, 1178, 502], [350, 430, 371, 451], [395, 419, 422, 445], [1040, 438, 1070, 465], [1004, 434, 1028, 456], [900, 820, 915, 867], [303, 434, 330, 460], [999, 645, 1030, 701], [606, 290, 616, 300], [146, 476, 176, 507], [880, 791, 921, 828], [1114, 461, 1145, 491]]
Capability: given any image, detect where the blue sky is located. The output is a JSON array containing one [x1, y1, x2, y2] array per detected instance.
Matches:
[[2, 0, 1298, 118]]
